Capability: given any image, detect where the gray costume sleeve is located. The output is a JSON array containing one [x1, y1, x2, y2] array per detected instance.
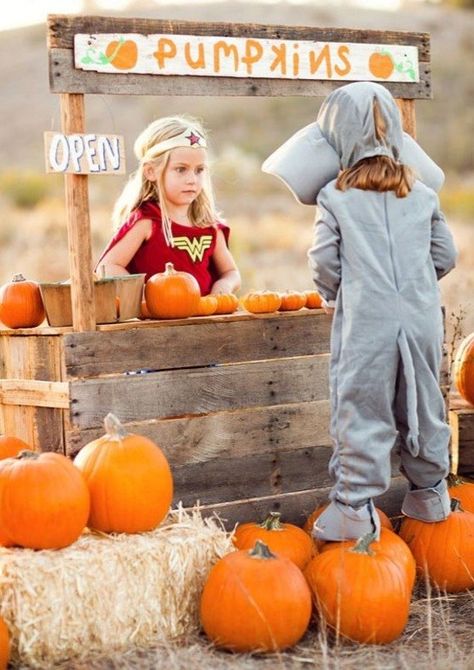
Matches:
[[307, 192, 341, 302], [430, 196, 457, 279]]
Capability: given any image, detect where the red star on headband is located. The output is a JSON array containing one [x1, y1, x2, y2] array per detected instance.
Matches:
[[185, 131, 202, 146]]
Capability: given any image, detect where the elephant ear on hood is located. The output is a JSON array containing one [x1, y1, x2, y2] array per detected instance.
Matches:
[[262, 81, 444, 205]]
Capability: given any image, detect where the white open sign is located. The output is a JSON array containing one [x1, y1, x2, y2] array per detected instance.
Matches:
[[44, 132, 126, 174]]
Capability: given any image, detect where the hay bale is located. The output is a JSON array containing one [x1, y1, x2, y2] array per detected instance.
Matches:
[[0, 505, 234, 668]]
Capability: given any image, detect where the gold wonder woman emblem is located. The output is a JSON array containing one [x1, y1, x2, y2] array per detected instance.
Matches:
[[173, 235, 213, 262]]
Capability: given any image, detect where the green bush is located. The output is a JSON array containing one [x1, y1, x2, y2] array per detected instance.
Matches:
[[0, 170, 55, 209]]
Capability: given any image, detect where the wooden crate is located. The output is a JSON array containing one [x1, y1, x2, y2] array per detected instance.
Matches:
[[450, 394, 474, 478], [0, 310, 408, 526]]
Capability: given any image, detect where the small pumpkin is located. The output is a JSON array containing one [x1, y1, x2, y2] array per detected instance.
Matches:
[[399, 498, 474, 592], [304, 290, 323, 309], [0, 451, 90, 549], [200, 540, 312, 652], [278, 291, 306, 312], [447, 473, 474, 513], [194, 294, 218, 316], [241, 290, 282, 314], [0, 273, 45, 329], [453, 332, 474, 406], [233, 512, 314, 569], [304, 532, 412, 644], [145, 262, 200, 319], [214, 293, 239, 315], [74, 413, 173, 534], [0, 435, 32, 460], [0, 616, 9, 670]]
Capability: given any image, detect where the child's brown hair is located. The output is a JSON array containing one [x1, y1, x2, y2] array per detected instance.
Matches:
[[336, 99, 415, 198]]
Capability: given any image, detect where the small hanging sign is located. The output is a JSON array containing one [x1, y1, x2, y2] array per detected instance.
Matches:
[[74, 33, 419, 83], [44, 132, 126, 174]]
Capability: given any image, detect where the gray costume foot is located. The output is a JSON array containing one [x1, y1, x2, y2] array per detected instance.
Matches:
[[312, 499, 381, 542], [401, 479, 450, 522]]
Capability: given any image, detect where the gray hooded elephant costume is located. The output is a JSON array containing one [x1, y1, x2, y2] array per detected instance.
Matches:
[[263, 82, 457, 541]]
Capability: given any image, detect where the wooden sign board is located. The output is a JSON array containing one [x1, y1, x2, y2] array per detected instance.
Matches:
[[44, 131, 125, 174], [74, 33, 419, 83]]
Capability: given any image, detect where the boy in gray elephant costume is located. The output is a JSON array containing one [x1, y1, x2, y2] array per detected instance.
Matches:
[[263, 82, 457, 541]]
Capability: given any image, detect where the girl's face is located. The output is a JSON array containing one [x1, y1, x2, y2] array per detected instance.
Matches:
[[158, 146, 207, 209]]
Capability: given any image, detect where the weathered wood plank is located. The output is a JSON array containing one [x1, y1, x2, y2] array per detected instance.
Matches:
[[49, 48, 432, 99], [0, 380, 69, 408], [69, 354, 330, 429], [0, 336, 65, 451], [173, 444, 333, 507], [64, 311, 332, 378], [450, 404, 474, 478], [65, 399, 331, 459], [47, 15, 431, 62], [193, 476, 408, 529]]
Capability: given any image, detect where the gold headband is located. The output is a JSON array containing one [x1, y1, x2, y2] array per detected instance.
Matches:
[[142, 127, 207, 162]]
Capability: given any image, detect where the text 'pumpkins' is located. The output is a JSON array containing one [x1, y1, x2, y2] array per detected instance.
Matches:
[[145, 262, 200, 319], [74, 413, 173, 533]]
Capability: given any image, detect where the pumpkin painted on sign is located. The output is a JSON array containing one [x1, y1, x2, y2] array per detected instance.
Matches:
[[74, 413, 173, 534], [233, 512, 314, 569], [0, 451, 90, 549], [0, 273, 45, 329], [145, 262, 200, 319], [200, 540, 312, 652]]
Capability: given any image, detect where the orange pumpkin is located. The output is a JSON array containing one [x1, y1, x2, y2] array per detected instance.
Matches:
[[105, 38, 138, 70], [304, 532, 412, 644], [241, 290, 282, 314], [145, 262, 200, 319], [194, 295, 218, 316], [214, 293, 239, 315], [74, 413, 173, 533], [233, 512, 314, 569], [319, 527, 416, 590], [278, 291, 306, 312], [0, 616, 9, 670], [0, 451, 90, 549], [368, 51, 394, 79], [447, 474, 474, 513], [200, 540, 312, 652], [0, 273, 45, 329], [0, 435, 31, 460], [304, 290, 323, 309], [399, 499, 474, 592], [453, 332, 474, 406]]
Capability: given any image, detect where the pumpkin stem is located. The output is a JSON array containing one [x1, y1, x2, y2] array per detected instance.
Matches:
[[16, 450, 39, 460], [450, 498, 463, 513], [349, 531, 377, 556], [248, 540, 277, 560], [11, 273, 26, 283], [260, 512, 282, 531], [165, 262, 176, 275], [103, 413, 128, 440]]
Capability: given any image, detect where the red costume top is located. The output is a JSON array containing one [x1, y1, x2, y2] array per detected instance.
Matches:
[[97, 200, 230, 295]]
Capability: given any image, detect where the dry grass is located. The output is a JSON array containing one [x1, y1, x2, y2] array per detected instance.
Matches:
[[27, 584, 474, 670]]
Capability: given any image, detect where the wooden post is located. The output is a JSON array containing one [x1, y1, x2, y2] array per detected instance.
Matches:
[[60, 93, 96, 332], [396, 98, 417, 138]]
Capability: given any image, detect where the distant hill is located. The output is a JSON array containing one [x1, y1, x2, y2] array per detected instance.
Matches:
[[0, 0, 473, 174]]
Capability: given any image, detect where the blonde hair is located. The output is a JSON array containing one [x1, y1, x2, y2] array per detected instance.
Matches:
[[112, 115, 218, 245], [336, 99, 414, 198]]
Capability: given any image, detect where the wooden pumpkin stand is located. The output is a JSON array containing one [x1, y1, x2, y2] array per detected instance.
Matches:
[[0, 15, 446, 527]]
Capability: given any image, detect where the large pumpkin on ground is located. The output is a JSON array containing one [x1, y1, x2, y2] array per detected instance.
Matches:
[[74, 413, 173, 533], [447, 474, 474, 513], [399, 499, 474, 592], [304, 532, 413, 644], [0, 435, 31, 460], [145, 262, 200, 319], [233, 512, 314, 569], [0, 273, 45, 329], [453, 332, 474, 406], [0, 617, 9, 670], [200, 540, 312, 652], [0, 451, 90, 549]]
